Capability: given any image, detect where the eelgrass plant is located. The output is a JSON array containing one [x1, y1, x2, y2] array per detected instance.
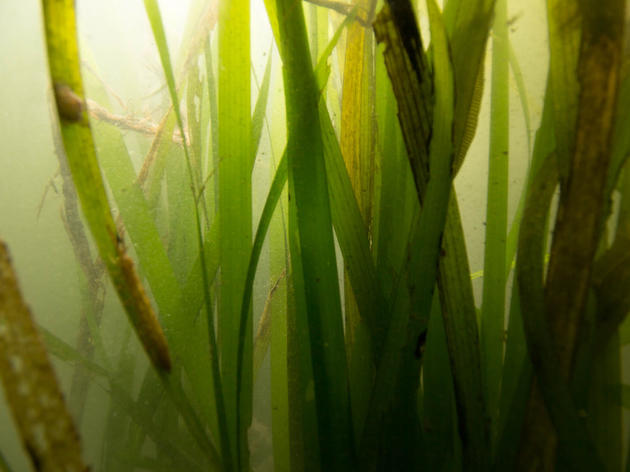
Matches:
[[3, 0, 630, 471]]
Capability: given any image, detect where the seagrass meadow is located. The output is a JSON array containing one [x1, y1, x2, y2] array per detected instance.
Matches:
[[2, 0, 630, 470]]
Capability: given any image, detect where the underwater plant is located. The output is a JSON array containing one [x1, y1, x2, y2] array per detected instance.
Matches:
[[1, 0, 630, 471]]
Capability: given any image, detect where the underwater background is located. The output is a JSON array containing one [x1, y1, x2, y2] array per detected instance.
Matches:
[[1, 0, 629, 471]]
